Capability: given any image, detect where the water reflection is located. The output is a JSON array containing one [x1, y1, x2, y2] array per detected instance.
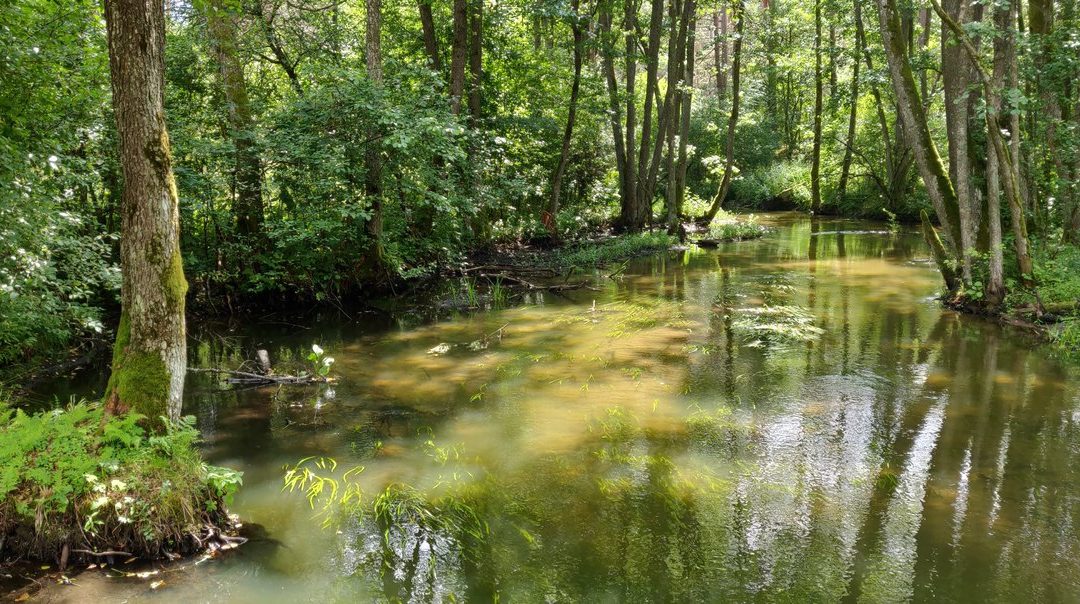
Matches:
[[34, 214, 1080, 602]]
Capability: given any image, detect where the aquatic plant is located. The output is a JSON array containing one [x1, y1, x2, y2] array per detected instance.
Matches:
[[306, 343, 335, 378], [730, 305, 825, 346]]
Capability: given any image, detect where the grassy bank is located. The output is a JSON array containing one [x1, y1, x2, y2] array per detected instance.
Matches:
[[0, 400, 241, 566]]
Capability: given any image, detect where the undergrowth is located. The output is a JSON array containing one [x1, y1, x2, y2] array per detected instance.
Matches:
[[549, 232, 674, 268], [704, 216, 772, 242], [0, 399, 242, 562]]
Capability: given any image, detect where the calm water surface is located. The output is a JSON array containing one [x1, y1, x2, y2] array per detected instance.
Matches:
[[32, 213, 1080, 602]]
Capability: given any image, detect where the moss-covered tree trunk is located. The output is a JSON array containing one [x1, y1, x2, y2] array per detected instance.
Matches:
[[941, 0, 979, 284], [876, 0, 963, 283], [984, 0, 1011, 307], [205, 0, 263, 239], [103, 0, 188, 426]]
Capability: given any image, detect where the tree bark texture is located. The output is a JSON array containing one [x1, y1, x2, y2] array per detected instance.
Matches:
[[103, 0, 188, 427]]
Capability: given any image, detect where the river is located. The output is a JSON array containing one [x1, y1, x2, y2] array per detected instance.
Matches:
[[30, 213, 1080, 602]]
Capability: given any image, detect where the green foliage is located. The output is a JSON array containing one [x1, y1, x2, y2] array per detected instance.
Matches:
[[550, 233, 674, 268], [0, 0, 118, 370], [306, 343, 335, 378], [704, 216, 772, 242], [0, 400, 242, 558]]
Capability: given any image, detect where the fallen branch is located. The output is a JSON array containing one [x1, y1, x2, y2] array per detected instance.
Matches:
[[187, 368, 329, 385], [476, 272, 599, 292], [72, 549, 133, 558]]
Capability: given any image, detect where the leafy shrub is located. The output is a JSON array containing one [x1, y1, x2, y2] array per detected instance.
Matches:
[[551, 233, 674, 268], [704, 216, 772, 242], [0, 400, 241, 561]]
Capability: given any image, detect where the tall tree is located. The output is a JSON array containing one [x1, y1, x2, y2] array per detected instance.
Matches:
[[418, 0, 442, 71], [450, 0, 468, 114], [810, 0, 824, 213], [365, 0, 384, 267], [546, 0, 585, 231], [836, 0, 861, 202], [701, 0, 744, 223], [714, 7, 728, 102], [673, 2, 696, 232], [204, 0, 263, 238], [931, 0, 1038, 293], [940, 0, 979, 283], [615, 0, 640, 230], [103, 0, 188, 426], [876, 0, 963, 281], [468, 0, 483, 120], [630, 0, 665, 224]]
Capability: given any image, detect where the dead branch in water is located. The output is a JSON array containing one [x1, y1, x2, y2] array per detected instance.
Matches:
[[187, 367, 330, 385], [188, 349, 332, 385], [474, 272, 600, 291]]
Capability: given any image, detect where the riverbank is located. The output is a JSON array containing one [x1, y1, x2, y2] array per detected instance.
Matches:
[[0, 400, 242, 588]]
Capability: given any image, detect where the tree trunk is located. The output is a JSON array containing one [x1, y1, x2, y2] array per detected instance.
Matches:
[[810, 0, 824, 213], [630, 0, 665, 229], [877, 0, 963, 265], [930, 0, 1037, 293], [665, 0, 692, 234], [450, 0, 468, 114], [546, 0, 584, 232], [836, 0, 861, 202], [418, 1, 442, 71], [617, 0, 641, 230], [365, 0, 384, 268], [674, 4, 696, 230], [103, 0, 188, 427], [941, 0, 977, 283], [984, 0, 1011, 307], [205, 0, 263, 239], [468, 0, 483, 120], [700, 0, 743, 223], [601, 9, 628, 206], [714, 8, 728, 103]]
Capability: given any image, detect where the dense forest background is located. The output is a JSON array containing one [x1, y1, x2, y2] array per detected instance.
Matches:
[[2, 0, 1079, 375]]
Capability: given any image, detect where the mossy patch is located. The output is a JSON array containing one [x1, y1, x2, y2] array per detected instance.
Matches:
[[104, 313, 171, 428]]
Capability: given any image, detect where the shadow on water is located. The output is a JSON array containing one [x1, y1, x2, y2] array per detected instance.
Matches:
[[31, 213, 1080, 602]]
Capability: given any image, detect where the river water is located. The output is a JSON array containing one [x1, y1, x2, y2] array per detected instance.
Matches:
[[31, 213, 1080, 602]]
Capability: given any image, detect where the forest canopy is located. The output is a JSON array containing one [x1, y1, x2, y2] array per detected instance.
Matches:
[[1, 0, 1079, 373]]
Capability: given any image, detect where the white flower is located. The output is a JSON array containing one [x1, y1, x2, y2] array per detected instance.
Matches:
[[322, 357, 334, 366], [312, 344, 324, 355]]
